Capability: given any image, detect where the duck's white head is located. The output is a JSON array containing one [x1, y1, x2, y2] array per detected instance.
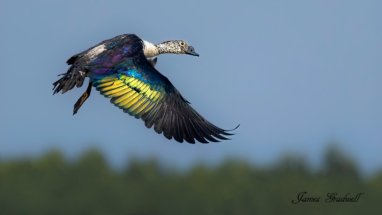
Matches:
[[143, 40, 199, 58]]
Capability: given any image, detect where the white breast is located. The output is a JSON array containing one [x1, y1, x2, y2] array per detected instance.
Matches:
[[143, 40, 159, 58]]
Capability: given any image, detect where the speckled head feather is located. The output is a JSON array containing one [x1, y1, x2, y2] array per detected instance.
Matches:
[[143, 40, 199, 58], [156, 40, 199, 56]]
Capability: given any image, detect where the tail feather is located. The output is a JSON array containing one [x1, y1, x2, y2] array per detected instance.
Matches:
[[52, 67, 86, 94]]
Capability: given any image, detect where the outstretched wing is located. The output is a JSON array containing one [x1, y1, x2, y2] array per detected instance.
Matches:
[[87, 35, 236, 143]]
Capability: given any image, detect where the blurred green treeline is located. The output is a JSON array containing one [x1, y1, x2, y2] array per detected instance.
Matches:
[[0, 145, 381, 215]]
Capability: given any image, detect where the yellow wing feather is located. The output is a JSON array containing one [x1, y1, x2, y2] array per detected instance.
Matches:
[[121, 93, 141, 109], [114, 89, 137, 104], [131, 98, 151, 114], [103, 87, 132, 97], [100, 81, 125, 92], [94, 74, 163, 116]]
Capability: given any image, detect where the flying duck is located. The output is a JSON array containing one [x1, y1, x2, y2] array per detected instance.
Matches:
[[53, 34, 237, 143]]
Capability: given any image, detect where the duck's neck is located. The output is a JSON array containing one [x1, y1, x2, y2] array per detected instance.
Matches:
[[143, 40, 178, 58], [143, 40, 159, 58]]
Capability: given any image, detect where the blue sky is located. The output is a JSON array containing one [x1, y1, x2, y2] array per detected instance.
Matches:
[[1, 0, 381, 173]]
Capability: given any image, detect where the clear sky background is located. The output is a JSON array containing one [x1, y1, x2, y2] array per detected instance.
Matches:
[[1, 0, 381, 173]]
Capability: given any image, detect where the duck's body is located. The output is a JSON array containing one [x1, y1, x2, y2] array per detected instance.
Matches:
[[53, 34, 235, 143]]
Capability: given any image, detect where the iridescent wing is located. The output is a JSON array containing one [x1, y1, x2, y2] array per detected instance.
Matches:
[[88, 35, 236, 143]]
